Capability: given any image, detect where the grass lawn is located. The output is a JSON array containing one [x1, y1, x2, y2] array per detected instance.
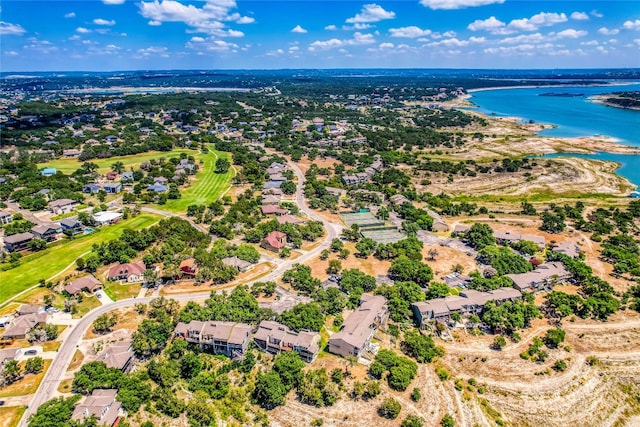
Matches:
[[0, 214, 161, 306], [41, 148, 202, 175], [67, 350, 84, 371], [13, 288, 64, 307], [0, 406, 26, 427], [104, 282, 142, 301], [73, 296, 101, 318], [0, 359, 52, 398], [162, 149, 233, 213], [42, 340, 62, 352]]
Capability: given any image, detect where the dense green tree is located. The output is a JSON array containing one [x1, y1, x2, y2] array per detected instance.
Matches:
[[278, 303, 325, 332], [273, 351, 305, 390], [253, 371, 287, 409], [464, 223, 495, 250], [402, 330, 444, 363], [28, 395, 82, 427], [378, 397, 402, 419], [25, 356, 44, 374], [215, 157, 231, 174], [388, 256, 433, 286]]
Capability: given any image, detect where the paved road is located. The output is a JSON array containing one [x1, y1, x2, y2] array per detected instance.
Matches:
[[19, 159, 342, 425]]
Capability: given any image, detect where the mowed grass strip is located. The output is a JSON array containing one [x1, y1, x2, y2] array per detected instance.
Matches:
[[162, 149, 233, 212], [41, 148, 202, 174], [0, 214, 161, 306]]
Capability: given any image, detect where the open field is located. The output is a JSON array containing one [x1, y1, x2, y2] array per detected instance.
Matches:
[[0, 359, 52, 398], [103, 282, 142, 301], [162, 149, 233, 212], [0, 214, 161, 306], [0, 407, 26, 427], [41, 148, 202, 175]]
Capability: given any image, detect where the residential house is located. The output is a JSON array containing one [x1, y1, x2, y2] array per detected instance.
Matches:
[[97, 340, 134, 372], [1, 311, 47, 340], [147, 183, 168, 193], [4, 232, 34, 252], [61, 218, 84, 234], [179, 259, 197, 277], [277, 215, 306, 225], [18, 304, 43, 316], [412, 287, 522, 327], [0, 211, 13, 225], [63, 149, 81, 158], [426, 209, 449, 232], [108, 262, 146, 283], [31, 224, 60, 242], [506, 262, 572, 292], [221, 256, 254, 273], [389, 194, 410, 206], [106, 172, 119, 181], [71, 389, 122, 427], [0, 348, 21, 366], [65, 275, 103, 295], [103, 183, 121, 194], [261, 194, 281, 205], [261, 205, 288, 216], [452, 224, 545, 249], [262, 188, 283, 196], [261, 231, 287, 253], [83, 183, 102, 194], [551, 241, 582, 258], [174, 321, 252, 359], [93, 211, 122, 226], [254, 320, 321, 363], [48, 199, 78, 215], [120, 172, 134, 182], [264, 181, 283, 190], [328, 294, 388, 358], [341, 172, 371, 186]]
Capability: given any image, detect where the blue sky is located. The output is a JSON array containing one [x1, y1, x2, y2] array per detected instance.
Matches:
[[1, 0, 639, 71]]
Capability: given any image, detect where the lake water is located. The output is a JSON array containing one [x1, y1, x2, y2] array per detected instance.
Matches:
[[469, 83, 640, 188]]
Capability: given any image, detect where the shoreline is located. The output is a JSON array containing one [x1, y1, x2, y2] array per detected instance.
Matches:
[[588, 94, 640, 112], [467, 81, 640, 94]]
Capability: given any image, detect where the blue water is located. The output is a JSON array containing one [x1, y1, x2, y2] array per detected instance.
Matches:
[[470, 83, 640, 145], [470, 84, 640, 188]]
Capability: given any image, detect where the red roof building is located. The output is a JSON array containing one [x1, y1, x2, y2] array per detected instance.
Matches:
[[261, 231, 287, 253], [180, 258, 197, 276]]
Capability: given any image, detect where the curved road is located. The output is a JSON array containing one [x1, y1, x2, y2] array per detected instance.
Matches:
[[19, 159, 341, 426]]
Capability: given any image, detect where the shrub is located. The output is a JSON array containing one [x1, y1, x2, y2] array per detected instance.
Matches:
[[378, 397, 401, 419]]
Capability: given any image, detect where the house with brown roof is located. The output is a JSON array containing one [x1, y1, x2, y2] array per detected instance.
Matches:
[[2, 312, 47, 340], [179, 259, 197, 277], [97, 339, 134, 372], [426, 209, 449, 233], [328, 294, 388, 359], [261, 205, 288, 216], [506, 262, 572, 292], [277, 215, 306, 225], [174, 321, 252, 359], [254, 320, 320, 362], [412, 287, 522, 327], [261, 231, 287, 253], [71, 389, 122, 427], [65, 275, 103, 295], [261, 194, 281, 205], [107, 262, 146, 283]]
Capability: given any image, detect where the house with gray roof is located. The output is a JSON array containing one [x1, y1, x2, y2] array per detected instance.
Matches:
[[328, 294, 388, 358], [506, 262, 571, 292], [71, 389, 122, 427], [254, 320, 320, 363], [174, 321, 252, 360]]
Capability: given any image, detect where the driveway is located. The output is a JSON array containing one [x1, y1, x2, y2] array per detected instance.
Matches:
[[94, 291, 114, 305]]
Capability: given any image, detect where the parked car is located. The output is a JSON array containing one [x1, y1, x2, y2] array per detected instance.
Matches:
[[24, 349, 37, 355]]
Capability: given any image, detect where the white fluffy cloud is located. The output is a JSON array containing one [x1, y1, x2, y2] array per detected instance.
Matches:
[[389, 26, 431, 38], [76, 27, 91, 33], [507, 12, 567, 32], [598, 27, 619, 36], [419, 0, 504, 10], [309, 32, 375, 51], [469, 12, 567, 34], [291, 25, 307, 34], [136, 46, 170, 57], [0, 21, 26, 35], [64, 12, 76, 18], [467, 16, 506, 33], [345, 4, 395, 23], [93, 18, 116, 26], [623, 20, 640, 30], [570, 12, 589, 21], [499, 33, 545, 44], [324, 25, 338, 31], [138, 0, 252, 36], [555, 29, 587, 39]]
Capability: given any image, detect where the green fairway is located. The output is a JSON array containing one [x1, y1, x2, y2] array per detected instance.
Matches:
[[162, 148, 234, 212], [0, 214, 161, 306], [41, 149, 202, 175]]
